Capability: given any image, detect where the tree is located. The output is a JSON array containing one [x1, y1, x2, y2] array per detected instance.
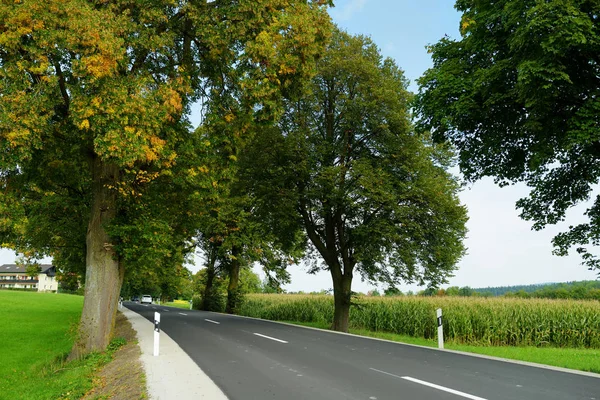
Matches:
[[384, 287, 403, 296], [261, 277, 282, 293], [0, 0, 332, 357], [25, 263, 41, 279], [445, 286, 460, 296], [243, 29, 468, 332], [415, 0, 600, 273], [239, 268, 262, 294], [57, 271, 81, 293]]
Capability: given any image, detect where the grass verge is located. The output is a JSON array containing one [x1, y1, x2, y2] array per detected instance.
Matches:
[[0, 291, 147, 399], [281, 320, 600, 374], [163, 299, 192, 310]]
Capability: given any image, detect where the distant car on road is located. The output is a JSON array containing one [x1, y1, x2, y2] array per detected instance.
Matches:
[[141, 295, 152, 304], [131, 296, 139, 302]]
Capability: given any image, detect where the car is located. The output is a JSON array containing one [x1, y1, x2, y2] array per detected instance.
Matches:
[[141, 295, 152, 304], [131, 296, 139, 302]]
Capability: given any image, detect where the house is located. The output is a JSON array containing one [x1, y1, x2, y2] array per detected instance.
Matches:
[[0, 264, 58, 292]]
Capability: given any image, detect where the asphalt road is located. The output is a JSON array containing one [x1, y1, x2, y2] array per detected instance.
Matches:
[[125, 302, 599, 400]]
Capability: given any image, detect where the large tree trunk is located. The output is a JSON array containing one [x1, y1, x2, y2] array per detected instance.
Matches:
[[202, 255, 217, 311], [226, 246, 241, 314], [331, 268, 353, 332], [70, 158, 122, 359]]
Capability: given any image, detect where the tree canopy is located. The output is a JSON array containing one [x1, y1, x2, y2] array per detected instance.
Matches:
[[0, 0, 332, 356], [242, 29, 468, 331], [415, 0, 600, 273]]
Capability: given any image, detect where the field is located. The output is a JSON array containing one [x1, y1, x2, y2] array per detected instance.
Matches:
[[0, 291, 126, 399], [238, 294, 600, 372], [239, 294, 600, 347]]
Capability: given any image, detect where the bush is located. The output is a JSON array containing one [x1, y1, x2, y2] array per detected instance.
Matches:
[[193, 288, 225, 312]]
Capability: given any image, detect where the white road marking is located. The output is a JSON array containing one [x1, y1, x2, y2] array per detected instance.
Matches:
[[163, 309, 169, 312], [205, 319, 220, 324], [253, 332, 288, 343], [178, 312, 188, 316], [369, 368, 487, 400]]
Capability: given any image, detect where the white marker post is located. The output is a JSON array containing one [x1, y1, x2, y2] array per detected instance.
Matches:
[[153, 312, 161, 356], [189, 299, 193, 310], [436, 308, 444, 349]]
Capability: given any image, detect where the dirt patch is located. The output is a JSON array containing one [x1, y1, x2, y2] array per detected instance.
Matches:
[[83, 312, 147, 400]]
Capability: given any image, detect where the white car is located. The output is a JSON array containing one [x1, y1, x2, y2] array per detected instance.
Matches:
[[141, 295, 152, 304]]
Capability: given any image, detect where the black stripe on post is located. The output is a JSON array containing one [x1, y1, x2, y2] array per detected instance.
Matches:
[[437, 316, 443, 327]]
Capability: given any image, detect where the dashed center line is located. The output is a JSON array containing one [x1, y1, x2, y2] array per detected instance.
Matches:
[[253, 332, 288, 343], [369, 368, 487, 400], [178, 312, 188, 316], [205, 319, 220, 324]]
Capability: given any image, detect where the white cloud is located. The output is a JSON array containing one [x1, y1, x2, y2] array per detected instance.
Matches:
[[330, 0, 368, 22]]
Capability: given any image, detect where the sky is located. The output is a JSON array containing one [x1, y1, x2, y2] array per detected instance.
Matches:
[[1, 0, 598, 294]]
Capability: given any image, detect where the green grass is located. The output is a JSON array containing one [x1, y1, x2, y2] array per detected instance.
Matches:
[[0, 291, 125, 399], [164, 299, 192, 309], [280, 319, 600, 374]]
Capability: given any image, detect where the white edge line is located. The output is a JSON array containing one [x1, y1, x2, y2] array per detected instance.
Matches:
[[369, 368, 487, 400], [205, 319, 220, 325], [369, 367, 403, 379], [401, 376, 487, 400], [179, 312, 188, 316], [253, 332, 288, 343], [211, 312, 600, 379]]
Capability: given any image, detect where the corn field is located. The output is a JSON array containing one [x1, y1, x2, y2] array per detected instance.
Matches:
[[238, 294, 600, 348]]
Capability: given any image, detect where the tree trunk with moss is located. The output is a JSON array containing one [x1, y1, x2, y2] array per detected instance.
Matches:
[[70, 158, 123, 359], [226, 246, 242, 314], [202, 250, 221, 311]]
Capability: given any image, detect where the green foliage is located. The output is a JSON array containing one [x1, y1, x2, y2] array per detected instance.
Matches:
[[56, 271, 80, 293], [192, 266, 262, 312], [242, 28, 468, 293], [107, 337, 127, 352], [239, 268, 262, 294], [239, 294, 600, 348], [384, 287, 403, 296], [24, 263, 42, 278], [415, 0, 600, 273], [473, 280, 600, 300], [0, 0, 333, 353]]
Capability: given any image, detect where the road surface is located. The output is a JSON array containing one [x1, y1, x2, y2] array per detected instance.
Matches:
[[125, 302, 599, 400]]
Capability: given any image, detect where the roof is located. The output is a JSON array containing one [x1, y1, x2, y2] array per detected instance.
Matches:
[[0, 264, 55, 274]]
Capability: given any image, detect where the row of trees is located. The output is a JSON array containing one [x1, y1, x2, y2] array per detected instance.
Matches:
[[1, 0, 467, 355], [3, 0, 599, 358], [0, 0, 334, 358], [475, 281, 600, 300]]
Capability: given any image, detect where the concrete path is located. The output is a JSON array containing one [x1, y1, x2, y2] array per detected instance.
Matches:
[[122, 307, 228, 400]]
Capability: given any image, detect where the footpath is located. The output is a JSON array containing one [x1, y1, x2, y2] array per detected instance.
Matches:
[[122, 307, 228, 400]]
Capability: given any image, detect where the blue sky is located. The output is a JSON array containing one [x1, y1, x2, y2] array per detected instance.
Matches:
[[330, 0, 460, 91]]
